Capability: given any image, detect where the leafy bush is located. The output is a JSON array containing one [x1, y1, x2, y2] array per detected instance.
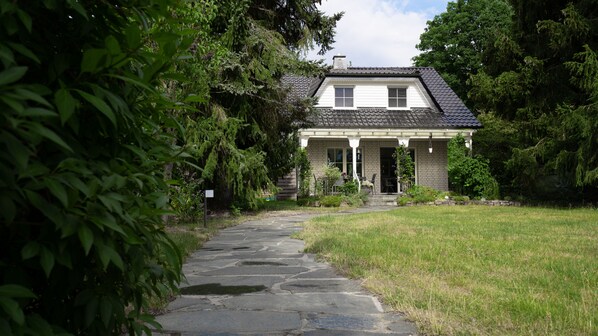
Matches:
[[395, 145, 415, 190], [296, 148, 312, 198], [338, 180, 358, 195], [452, 195, 471, 202], [322, 164, 342, 194], [320, 195, 343, 207], [406, 185, 441, 200], [297, 196, 320, 207], [449, 134, 500, 199], [398, 185, 442, 205], [342, 194, 364, 207], [0, 1, 186, 334]]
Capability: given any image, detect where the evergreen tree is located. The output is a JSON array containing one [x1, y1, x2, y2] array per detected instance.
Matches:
[[470, 0, 598, 199]]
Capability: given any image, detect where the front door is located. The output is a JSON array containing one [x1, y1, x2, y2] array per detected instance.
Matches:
[[380, 148, 397, 193]]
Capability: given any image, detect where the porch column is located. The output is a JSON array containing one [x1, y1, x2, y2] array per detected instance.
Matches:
[[299, 136, 309, 148], [348, 137, 360, 181]]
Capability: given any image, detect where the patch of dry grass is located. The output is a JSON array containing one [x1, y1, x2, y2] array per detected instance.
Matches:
[[298, 206, 598, 335]]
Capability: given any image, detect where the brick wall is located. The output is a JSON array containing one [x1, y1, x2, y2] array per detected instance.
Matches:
[[306, 138, 449, 193]]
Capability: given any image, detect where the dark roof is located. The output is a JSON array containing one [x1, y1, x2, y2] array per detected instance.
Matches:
[[313, 107, 453, 128], [282, 67, 481, 129]]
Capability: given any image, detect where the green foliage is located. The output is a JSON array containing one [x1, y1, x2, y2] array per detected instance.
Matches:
[[413, 0, 513, 105], [297, 196, 320, 207], [449, 135, 500, 199], [394, 145, 415, 191], [338, 180, 358, 195], [296, 148, 312, 198], [320, 195, 343, 207], [169, 176, 204, 223], [322, 164, 342, 194], [406, 185, 442, 203], [0, 0, 188, 334], [166, 1, 341, 210], [341, 194, 363, 207], [468, 0, 598, 199]]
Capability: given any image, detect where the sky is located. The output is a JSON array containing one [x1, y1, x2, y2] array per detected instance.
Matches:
[[305, 0, 451, 67]]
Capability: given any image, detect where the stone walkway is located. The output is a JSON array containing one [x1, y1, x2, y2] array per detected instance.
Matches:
[[156, 209, 417, 335]]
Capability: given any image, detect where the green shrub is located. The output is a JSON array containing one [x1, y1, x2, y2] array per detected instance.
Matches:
[[297, 196, 321, 207], [406, 185, 441, 200], [0, 2, 186, 334], [339, 180, 358, 195], [342, 194, 364, 206], [323, 164, 342, 194], [452, 195, 471, 202], [397, 197, 412, 206], [449, 134, 500, 199], [296, 148, 312, 198], [397, 185, 442, 205], [320, 195, 342, 207]]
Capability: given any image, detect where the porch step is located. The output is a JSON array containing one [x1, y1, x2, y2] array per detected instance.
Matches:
[[276, 170, 297, 200], [365, 194, 398, 207]]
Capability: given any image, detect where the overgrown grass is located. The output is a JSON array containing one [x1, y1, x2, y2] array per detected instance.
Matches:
[[298, 206, 598, 336]]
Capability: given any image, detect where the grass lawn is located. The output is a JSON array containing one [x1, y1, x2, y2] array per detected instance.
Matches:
[[298, 206, 598, 336]]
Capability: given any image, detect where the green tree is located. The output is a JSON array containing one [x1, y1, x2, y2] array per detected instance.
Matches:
[[0, 0, 191, 334], [413, 0, 513, 105], [167, 0, 341, 211], [469, 0, 598, 199]]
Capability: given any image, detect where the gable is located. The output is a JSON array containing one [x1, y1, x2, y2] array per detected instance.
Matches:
[[315, 77, 435, 110]]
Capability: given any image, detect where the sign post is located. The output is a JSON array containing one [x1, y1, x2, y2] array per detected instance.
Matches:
[[203, 190, 214, 227]]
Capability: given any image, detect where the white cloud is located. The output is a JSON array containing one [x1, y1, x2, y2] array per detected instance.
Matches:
[[306, 0, 440, 67]]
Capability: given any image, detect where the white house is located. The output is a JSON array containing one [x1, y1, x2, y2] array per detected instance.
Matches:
[[281, 55, 481, 197]]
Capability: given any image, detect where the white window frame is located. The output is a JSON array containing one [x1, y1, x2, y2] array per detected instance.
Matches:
[[327, 147, 363, 178], [334, 86, 355, 108], [388, 86, 408, 109]]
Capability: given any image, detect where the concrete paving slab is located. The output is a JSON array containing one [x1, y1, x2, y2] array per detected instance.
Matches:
[[305, 312, 379, 330], [221, 293, 382, 314], [158, 310, 301, 333], [280, 279, 363, 293], [183, 275, 284, 288], [200, 265, 309, 276]]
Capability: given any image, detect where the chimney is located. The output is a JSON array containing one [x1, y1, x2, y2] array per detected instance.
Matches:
[[332, 54, 347, 69]]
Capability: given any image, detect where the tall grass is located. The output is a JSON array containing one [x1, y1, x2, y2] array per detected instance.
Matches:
[[299, 206, 598, 335]]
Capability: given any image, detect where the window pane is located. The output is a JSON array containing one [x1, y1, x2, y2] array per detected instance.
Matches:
[[345, 98, 353, 107], [388, 88, 397, 97], [335, 149, 343, 162], [389, 98, 397, 107], [335, 97, 344, 107], [327, 149, 335, 163], [397, 88, 407, 98], [345, 88, 353, 98], [335, 88, 343, 97], [397, 98, 407, 107]]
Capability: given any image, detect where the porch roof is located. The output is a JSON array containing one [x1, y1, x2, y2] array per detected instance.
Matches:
[[299, 128, 474, 140]]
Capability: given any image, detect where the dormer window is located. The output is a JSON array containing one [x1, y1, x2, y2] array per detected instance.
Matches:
[[388, 87, 407, 108], [335, 87, 354, 108]]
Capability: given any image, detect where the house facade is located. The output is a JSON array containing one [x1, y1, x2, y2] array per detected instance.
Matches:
[[284, 55, 481, 195]]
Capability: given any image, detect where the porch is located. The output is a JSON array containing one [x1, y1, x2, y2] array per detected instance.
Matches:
[[300, 129, 466, 194]]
